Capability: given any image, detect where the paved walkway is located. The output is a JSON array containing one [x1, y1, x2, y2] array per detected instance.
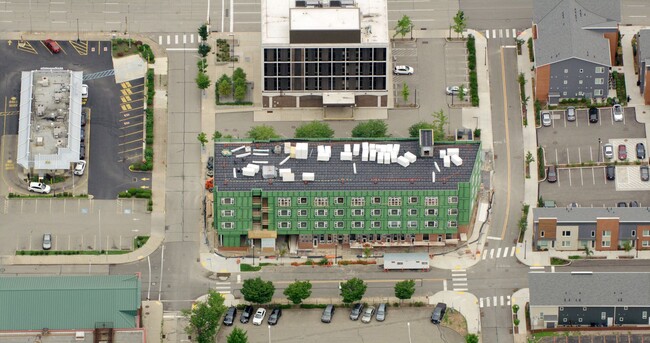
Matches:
[[511, 288, 529, 343]]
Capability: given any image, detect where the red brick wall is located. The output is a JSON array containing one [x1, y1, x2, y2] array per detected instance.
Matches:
[[535, 65, 550, 102], [596, 218, 620, 251], [603, 30, 619, 66]]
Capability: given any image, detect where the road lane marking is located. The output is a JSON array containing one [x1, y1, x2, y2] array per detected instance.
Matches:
[[490, 249, 494, 259], [503, 247, 509, 257], [499, 47, 513, 240], [510, 248, 515, 257], [496, 248, 501, 257]]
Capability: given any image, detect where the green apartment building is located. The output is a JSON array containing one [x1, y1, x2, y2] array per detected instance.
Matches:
[[213, 131, 482, 252]]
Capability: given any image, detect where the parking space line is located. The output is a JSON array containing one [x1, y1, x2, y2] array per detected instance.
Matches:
[[557, 170, 561, 187], [578, 147, 582, 164], [120, 130, 143, 138], [122, 105, 143, 113], [119, 146, 143, 154], [592, 168, 596, 185], [119, 138, 144, 146], [555, 149, 558, 165], [122, 122, 143, 129], [609, 108, 614, 125], [566, 147, 570, 165], [120, 114, 143, 122], [580, 168, 584, 186], [589, 146, 593, 162]]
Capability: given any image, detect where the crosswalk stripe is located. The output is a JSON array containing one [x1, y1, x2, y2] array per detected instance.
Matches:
[[166, 35, 170, 45], [454, 288, 468, 292], [485, 30, 490, 39], [453, 283, 467, 286], [493, 296, 497, 306], [479, 298, 484, 308], [443, 279, 447, 291], [453, 278, 467, 282], [500, 296, 504, 306], [158, 36, 162, 45], [218, 291, 230, 294], [496, 248, 502, 258], [486, 297, 491, 307], [452, 270, 466, 274], [492, 30, 496, 39], [499, 29, 503, 38], [505, 29, 509, 38], [490, 249, 494, 259], [191, 34, 195, 44], [215, 286, 230, 289], [482, 252, 487, 260], [503, 247, 509, 257], [512, 29, 517, 38], [530, 266, 545, 270], [183, 34, 187, 44], [174, 35, 178, 44], [507, 295, 511, 306], [511, 248, 516, 257]]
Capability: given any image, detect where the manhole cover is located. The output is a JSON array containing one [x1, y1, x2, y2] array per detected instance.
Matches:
[[133, 177, 138, 182]]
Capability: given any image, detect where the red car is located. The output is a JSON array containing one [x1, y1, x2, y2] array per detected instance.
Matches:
[[44, 39, 61, 53], [618, 144, 627, 160]]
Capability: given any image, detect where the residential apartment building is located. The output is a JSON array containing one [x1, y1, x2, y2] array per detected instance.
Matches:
[[532, 0, 620, 104], [637, 29, 650, 105], [213, 133, 482, 252], [533, 207, 650, 252], [261, 0, 389, 108], [529, 272, 650, 329]]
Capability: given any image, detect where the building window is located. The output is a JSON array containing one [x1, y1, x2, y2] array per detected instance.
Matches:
[[298, 209, 308, 216], [335, 221, 344, 228], [408, 196, 418, 204], [448, 208, 458, 216], [221, 222, 234, 229], [372, 221, 381, 229], [221, 198, 234, 205], [278, 209, 291, 217], [425, 197, 439, 206], [335, 197, 345, 204], [601, 312, 606, 320], [277, 197, 291, 207], [595, 78, 605, 85], [579, 68, 584, 73], [644, 230, 650, 237], [602, 241, 611, 247], [314, 197, 328, 206], [352, 221, 364, 228], [591, 231, 595, 237], [578, 80, 583, 84], [563, 318, 568, 323], [353, 209, 364, 216], [562, 91, 567, 96], [408, 209, 418, 216], [298, 197, 308, 204], [371, 209, 381, 216], [426, 208, 438, 216], [351, 197, 365, 206], [388, 221, 401, 228], [563, 80, 568, 85], [603, 231, 611, 237], [578, 318, 583, 323], [298, 222, 308, 229], [564, 69, 568, 73], [643, 241, 650, 247], [408, 221, 418, 228], [643, 311, 648, 320], [372, 197, 381, 204], [540, 231, 545, 237], [594, 89, 603, 96], [448, 221, 457, 228], [278, 222, 291, 229], [334, 209, 345, 216], [315, 209, 328, 216], [578, 91, 585, 96], [620, 317, 624, 322], [221, 210, 234, 217], [388, 197, 402, 206], [448, 196, 458, 204], [425, 221, 438, 228], [561, 241, 571, 247], [595, 66, 605, 73], [389, 209, 401, 216], [315, 221, 328, 229], [562, 231, 571, 237], [632, 230, 636, 237]]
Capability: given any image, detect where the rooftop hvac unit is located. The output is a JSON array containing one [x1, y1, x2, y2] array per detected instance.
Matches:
[[36, 136, 44, 146], [451, 155, 463, 166], [296, 0, 307, 7], [302, 172, 315, 181], [262, 165, 277, 179], [330, 0, 342, 6], [404, 151, 417, 163]]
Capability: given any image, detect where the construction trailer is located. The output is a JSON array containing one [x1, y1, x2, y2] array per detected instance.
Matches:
[[382, 252, 430, 271]]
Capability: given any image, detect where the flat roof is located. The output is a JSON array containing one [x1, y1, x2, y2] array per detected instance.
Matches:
[[534, 207, 650, 223], [262, 0, 388, 45], [213, 140, 480, 192]]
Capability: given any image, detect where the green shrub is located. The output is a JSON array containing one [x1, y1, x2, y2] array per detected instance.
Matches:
[[240, 263, 262, 272], [527, 38, 534, 62], [299, 304, 328, 309], [466, 35, 479, 106]]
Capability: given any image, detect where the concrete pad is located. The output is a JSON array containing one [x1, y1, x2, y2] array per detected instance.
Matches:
[[167, 163, 184, 177], [113, 54, 148, 84], [152, 58, 168, 76]]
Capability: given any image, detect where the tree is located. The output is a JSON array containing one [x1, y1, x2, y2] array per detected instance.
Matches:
[[294, 121, 334, 138], [233, 67, 247, 82], [234, 82, 247, 102], [401, 82, 410, 102], [525, 151, 535, 165], [432, 109, 449, 141], [198, 42, 211, 57], [197, 58, 207, 73], [196, 72, 211, 90], [278, 247, 288, 264], [197, 132, 208, 146], [212, 131, 223, 141], [183, 290, 227, 343], [227, 328, 248, 343], [340, 277, 367, 304], [217, 74, 233, 98], [408, 122, 435, 138], [241, 277, 275, 304], [457, 85, 466, 101], [452, 10, 467, 38], [623, 241, 633, 252], [394, 15, 413, 39], [247, 125, 279, 140], [351, 120, 388, 138], [198, 24, 209, 42], [283, 280, 312, 304], [394, 280, 416, 302], [466, 334, 479, 343], [362, 246, 372, 258]]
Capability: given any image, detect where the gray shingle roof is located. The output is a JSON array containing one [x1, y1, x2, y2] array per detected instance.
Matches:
[[534, 207, 650, 223], [534, 0, 619, 67], [529, 272, 650, 306], [638, 29, 650, 68]]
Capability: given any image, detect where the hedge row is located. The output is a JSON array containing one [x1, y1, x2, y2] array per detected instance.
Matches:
[[132, 68, 155, 171], [466, 35, 479, 106], [118, 188, 152, 199]]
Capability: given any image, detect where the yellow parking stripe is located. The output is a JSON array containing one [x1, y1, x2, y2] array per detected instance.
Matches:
[[120, 81, 132, 89], [120, 130, 143, 138], [17, 40, 38, 54], [68, 40, 88, 55], [120, 95, 132, 103]]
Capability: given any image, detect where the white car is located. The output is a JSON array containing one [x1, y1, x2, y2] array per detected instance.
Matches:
[[541, 111, 552, 127], [603, 143, 614, 159], [445, 85, 468, 95], [74, 161, 86, 176], [393, 65, 414, 75], [613, 104, 623, 122], [361, 306, 375, 323], [81, 84, 88, 99], [28, 182, 51, 194], [252, 308, 266, 325]]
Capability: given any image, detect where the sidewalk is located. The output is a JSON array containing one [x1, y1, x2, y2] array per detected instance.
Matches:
[[511, 288, 529, 343]]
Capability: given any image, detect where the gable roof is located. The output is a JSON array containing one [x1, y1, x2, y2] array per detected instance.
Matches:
[[529, 272, 650, 306], [0, 275, 141, 331], [638, 29, 650, 68], [533, 0, 620, 67]]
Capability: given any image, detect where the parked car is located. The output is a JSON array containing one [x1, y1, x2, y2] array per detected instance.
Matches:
[[252, 308, 266, 325], [81, 110, 87, 126], [445, 85, 467, 95], [617, 202, 627, 207], [268, 307, 282, 325], [44, 39, 61, 53], [603, 144, 614, 159], [28, 182, 51, 194], [42, 233, 52, 250], [361, 306, 375, 323], [541, 111, 552, 127], [207, 156, 214, 170], [79, 141, 86, 160], [613, 104, 624, 122], [375, 303, 387, 322], [81, 84, 89, 99], [630, 201, 640, 207], [393, 65, 414, 75], [321, 304, 335, 323], [637, 143, 646, 160], [566, 106, 576, 121], [74, 160, 86, 176], [618, 144, 627, 160], [80, 127, 86, 142], [546, 165, 557, 183], [240, 305, 254, 324], [349, 303, 364, 320], [606, 165, 615, 180], [223, 306, 237, 326], [589, 107, 599, 123], [640, 166, 649, 182], [431, 303, 447, 324]]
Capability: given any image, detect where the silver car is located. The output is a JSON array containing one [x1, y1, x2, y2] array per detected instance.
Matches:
[[361, 306, 375, 323], [566, 106, 576, 121], [541, 111, 552, 127], [603, 144, 614, 159], [375, 303, 387, 321], [42, 234, 52, 250]]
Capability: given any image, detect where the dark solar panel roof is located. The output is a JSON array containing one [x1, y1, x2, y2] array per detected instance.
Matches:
[[213, 140, 479, 192]]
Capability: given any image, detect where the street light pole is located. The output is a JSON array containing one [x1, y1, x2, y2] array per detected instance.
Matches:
[[76, 19, 80, 43]]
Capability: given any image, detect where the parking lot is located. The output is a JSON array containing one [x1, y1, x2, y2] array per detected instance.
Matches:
[[216, 307, 463, 343], [392, 40, 419, 106], [537, 333, 650, 343], [538, 106, 650, 207], [0, 39, 151, 199], [444, 41, 469, 106]]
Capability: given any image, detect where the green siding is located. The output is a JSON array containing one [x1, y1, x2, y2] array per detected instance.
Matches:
[[0, 275, 141, 331]]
